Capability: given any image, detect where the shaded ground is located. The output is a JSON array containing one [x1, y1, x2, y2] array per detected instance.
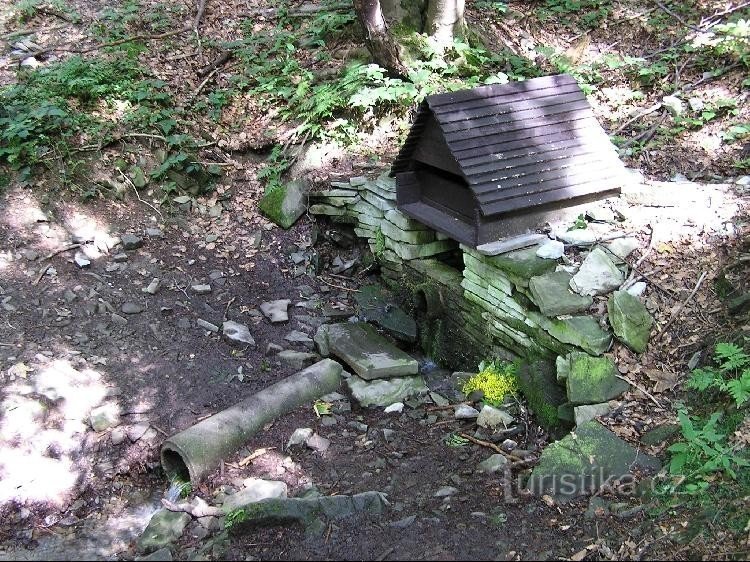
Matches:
[[1, 1, 749, 561]]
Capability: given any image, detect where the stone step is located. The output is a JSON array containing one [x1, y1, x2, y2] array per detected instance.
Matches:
[[326, 322, 418, 380]]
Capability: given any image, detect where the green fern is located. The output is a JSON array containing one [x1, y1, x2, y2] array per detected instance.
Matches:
[[687, 343, 750, 408], [725, 372, 750, 406], [715, 342, 750, 372]]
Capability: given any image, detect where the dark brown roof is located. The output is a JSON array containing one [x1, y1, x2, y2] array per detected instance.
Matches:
[[391, 74, 626, 218]]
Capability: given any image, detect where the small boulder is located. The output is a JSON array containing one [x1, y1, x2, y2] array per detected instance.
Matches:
[[222, 321, 255, 347], [570, 247, 624, 296], [260, 299, 291, 323], [607, 290, 653, 353], [136, 509, 190, 554], [476, 454, 509, 474], [476, 404, 514, 428]]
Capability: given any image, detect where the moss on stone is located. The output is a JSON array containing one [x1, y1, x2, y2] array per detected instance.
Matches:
[[516, 359, 569, 431]]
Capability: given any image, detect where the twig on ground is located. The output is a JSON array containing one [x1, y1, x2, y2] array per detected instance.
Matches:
[[612, 104, 662, 135], [615, 374, 662, 407], [223, 296, 236, 322], [189, 63, 231, 101], [119, 170, 164, 220], [162, 498, 223, 518], [654, 1, 702, 32], [33, 264, 51, 285], [458, 432, 527, 464], [655, 270, 709, 340], [319, 277, 359, 292], [43, 244, 81, 260], [198, 50, 233, 77]]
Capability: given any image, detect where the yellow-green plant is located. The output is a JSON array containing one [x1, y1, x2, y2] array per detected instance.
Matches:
[[462, 360, 518, 406]]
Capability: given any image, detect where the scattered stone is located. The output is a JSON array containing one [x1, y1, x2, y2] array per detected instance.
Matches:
[[574, 402, 611, 426], [555, 228, 599, 245], [429, 391, 450, 407], [111, 313, 128, 326], [90, 403, 121, 431], [305, 433, 331, 453], [313, 324, 330, 357], [191, 284, 211, 295], [121, 234, 144, 250], [121, 302, 144, 314], [570, 247, 624, 296], [662, 95, 684, 117], [278, 350, 320, 370], [74, 251, 91, 268], [605, 237, 639, 260], [197, 319, 220, 333], [501, 439, 517, 451], [110, 427, 127, 445], [641, 423, 680, 446], [136, 509, 191, 554], [326, 322, 418, 380], [259, 178, 310, 229], [476, 405, 514, 428], [288, 428, 314, 449], [142, 278, 161, 295], [346, 375, 427, 407], [626, 281, 647, 297], [222, 321, 256, 347], [265, 342, 284, 356], [536, 239, 565, 260], [22, 249, 39, 261], [260, 299, 291, 323], [348, 421, 369, 433], [354, 285, 417, 343], [127, 423, 151, 442], [527, 421, 661, 502], [136, 547, 173, 561], [222, 479, 288, 512], [476, 454, 509, 474], [529, 271, 593, 316], [434, 486, 458, 498], [384, 402, 404, 413], [390, 515, 416, 529], [454, 404, 480, 419], [113, 253, 129, 262], [285, 330, 314, 345], [516, 360, 569, 431], [607, 290, 653, 353], [146, 228, 163, 238], [565, 353, 630, 405], [586, 206, 614, 222], [688, 97, 704, 112]]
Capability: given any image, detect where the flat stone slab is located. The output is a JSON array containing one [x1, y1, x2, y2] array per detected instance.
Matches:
[[529, 271, 593, 317], [527, 421, 661, 502], [346, 374, 427, 407], [327, 322, 418, 380], [565, 353, 630, 405], [137, 509, 190, 554], [607, 290, 653, 353], [354, 285, 417, 343], [570, 247, 624, 296], [260, 299, 291, 323], [222, 321, 255, 347]]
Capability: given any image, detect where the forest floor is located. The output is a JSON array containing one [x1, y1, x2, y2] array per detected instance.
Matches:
[[0, 1, 749, 560]]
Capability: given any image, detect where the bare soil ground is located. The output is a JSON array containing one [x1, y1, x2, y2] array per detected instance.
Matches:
[[1, 1, 749, 561]]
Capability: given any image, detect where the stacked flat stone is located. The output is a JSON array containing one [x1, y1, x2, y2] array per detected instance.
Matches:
[[307, 174, 457, 282]]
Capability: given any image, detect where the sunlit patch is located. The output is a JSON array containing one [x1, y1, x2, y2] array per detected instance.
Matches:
[[0, 359, 115, 507], [63, 210, 117, 259]]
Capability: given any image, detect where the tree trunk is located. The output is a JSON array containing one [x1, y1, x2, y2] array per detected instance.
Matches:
[[425, 0, 466, 47], [352, 0, 409, 76]]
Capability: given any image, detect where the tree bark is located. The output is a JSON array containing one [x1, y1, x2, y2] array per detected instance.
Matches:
[[352, 0, 409, 76], [425, 0, 466, 47]]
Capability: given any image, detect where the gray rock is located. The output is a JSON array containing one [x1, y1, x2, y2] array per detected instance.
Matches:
[[305, 433, 331, 453], [136, 509, 191, 554], [565, 353, 630, 405], [222, 479, 288, 512], [476, 454, 509, 474], [607, 290, 653, 353], [570, 247, 624, 296], [197, 319, 220, 333], [288, 428, 314, 448], [384, 402, 404, 413], [259, 178, 310, 229], [260, 299, 291, 323], [555, 228, 599, 245], [142, 278, 160, 295], [191, 284, 211, 295], [434, 486, 458, 497], [605, 237, 639, 260], [390, 515, 416, 529], [278, 350, 320, 370], [688, 97, 704, 112], [110, 427, 127, 445], [326, 322, 418, 380], [346, 375, 427, 407], [353, 285, 417, 343], [529, 271, 593, 316], [454, 404, 480, 419], [146, 228, 163, 238], [476, 405, 514, 428], [222, 320, 255, 346], [113, 253, 129, 262], [121, 302, 144, 314], [22, 249, 39, 261], [121, 234, 144, 250], [111, 313, 128, 326], [626, 281, 647, 297], [90, 403, 121, 431], [536, 239, 565, 260], [429, 391, 450, 406], [136, 547, 173, 561], [265, 342, 284, 355], [314, 324, 330, 357], [527, 421, 661, 502], [285, 330, 313, 345], [574, 402, 611, 426], [127, 423, 151, 442], [662, 95, 684, 117], [74, 251, 91, 268]]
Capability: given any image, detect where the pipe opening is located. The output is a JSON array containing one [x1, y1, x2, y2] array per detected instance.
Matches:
[[161, 446, 191, 483]]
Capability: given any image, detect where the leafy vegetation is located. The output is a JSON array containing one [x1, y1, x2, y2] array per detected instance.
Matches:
[[536, 0, 612, 29], [462, 360, 519, 406], [687, 342, 750, 407]]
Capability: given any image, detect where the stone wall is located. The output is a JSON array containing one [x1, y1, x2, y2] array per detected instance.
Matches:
[[309, 174, 651, 428]]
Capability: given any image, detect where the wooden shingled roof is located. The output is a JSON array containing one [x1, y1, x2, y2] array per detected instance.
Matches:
[[391, 74, 626, 222]]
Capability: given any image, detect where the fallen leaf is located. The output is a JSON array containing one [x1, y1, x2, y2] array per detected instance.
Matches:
[[645, 368, 680, 393]]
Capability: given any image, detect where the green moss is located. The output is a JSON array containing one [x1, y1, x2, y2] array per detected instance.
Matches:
[[516, 359, 570, 431], [258, 183, 289, 227]]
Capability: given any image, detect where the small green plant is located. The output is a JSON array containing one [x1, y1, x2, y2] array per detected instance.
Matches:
[[722, 122, 750, 143], [224, 508, 248, 529], [373, 227, 386, 259], [666, 409, 748, 493], [536, 0, 612, 29], [475, 1, 508, 15], [687, 342, 750, 408], [444, 433, 470, 447], [462, 360, 519, 406], [313, 400, 332, 417], [567, 213, 588, 231]]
